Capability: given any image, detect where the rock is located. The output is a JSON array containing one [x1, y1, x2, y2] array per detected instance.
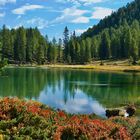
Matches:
[[119, 109, 126, 117], [106, 105, 136, 118], [106, 109, 120, 118], [126, 105, 136, 117]]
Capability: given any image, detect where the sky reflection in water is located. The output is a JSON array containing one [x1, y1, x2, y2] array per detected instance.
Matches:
[[0, 68, 140, 117]]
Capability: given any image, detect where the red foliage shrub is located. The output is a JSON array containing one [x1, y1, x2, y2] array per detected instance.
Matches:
[[0, 97, 133, 140]]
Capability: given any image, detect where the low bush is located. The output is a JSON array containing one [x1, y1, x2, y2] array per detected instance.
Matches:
[[0, 97, 138, 139]]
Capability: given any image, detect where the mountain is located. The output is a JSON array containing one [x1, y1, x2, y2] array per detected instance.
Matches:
[[81, 0, 140, 38], [61, 0, 139, 64]]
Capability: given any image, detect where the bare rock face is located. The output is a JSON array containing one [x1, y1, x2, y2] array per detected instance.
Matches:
[[106, 105, 136, 118]]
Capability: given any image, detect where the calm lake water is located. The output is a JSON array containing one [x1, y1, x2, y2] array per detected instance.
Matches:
[[0, 67, 140, 117]]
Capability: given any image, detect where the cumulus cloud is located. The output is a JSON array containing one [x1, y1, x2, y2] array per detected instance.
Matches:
[[13, 23, 22, 29], [27, 18, 48, 29], [0, 12, 5, 17], [75, 26, 93, 35], [75, 29, 87, 34], [91, 7, 114, 19], [56, 0, 81, 6], [52, 5, 114, 24], [79, 0, 104, 5], [54, 0, 114, 24], [12, 4, 44, 15], [72, 16, 89, 23], [56, 0, 106, 6], [0, 0, 16, 5], [52, 7, 90, 24]]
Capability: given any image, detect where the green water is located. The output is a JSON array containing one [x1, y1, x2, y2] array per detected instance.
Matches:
[[0, 67, 140, 117]]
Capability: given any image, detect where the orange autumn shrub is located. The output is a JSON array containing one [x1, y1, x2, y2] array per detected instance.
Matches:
[[0, 97, 136, 140]]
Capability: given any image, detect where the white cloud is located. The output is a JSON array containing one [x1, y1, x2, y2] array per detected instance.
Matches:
[[75, 26, 92, 35], [80, 0, 104, 5], [13, 24, 22, 29], [63, 7, 88, 17], [0, 12, 5, 17], [12, 4, 44, 15], [91, 7, 114, 19], [17, 15, 21, 19], [52, 7, 90, 24], [27, 18, 48, 29], [56, 0, 106, 6], [0, 0, 16, 5], [6, 25, 11, 29], [75, 29, 87, 34], [72, 16, 89, 23], [56, 0, 81, 7]]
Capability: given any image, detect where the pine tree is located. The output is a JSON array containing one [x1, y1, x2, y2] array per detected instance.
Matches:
[[91, 37, 99, 59], [131, 38, 138, 64], [2, 25, 13, 60], [15, 27, 26, 63], [124, 28, 132, 57], [37, 37, 45, 65], [99, 31, 110, 60], [130, 28, 139, 64], [80, 40, 85, 64], [52, 37, 58, 63], [63, 26, 69, 62], [75, 42, 80, 63], [26, 28, 34, 63], [58, 38, 63, 63], [85, 38, 91, 62], [110, 33, 120, 58], [47, 43, 53, 63]]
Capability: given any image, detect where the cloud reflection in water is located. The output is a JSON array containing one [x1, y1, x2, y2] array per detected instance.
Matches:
[[39, 87, 106, 117]]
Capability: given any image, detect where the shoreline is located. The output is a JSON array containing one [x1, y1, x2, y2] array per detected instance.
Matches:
[[40, 64, 140, 73], [5, 64, 140, 73]]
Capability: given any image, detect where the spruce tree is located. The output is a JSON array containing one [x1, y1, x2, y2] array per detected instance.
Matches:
[[15, 27, 26, 63], [85, 38, 91, 62], [2, 25, 13, 60], [99, 31, 110, 60], [58, 38, 63, 63], [63, 26, 69, 62]]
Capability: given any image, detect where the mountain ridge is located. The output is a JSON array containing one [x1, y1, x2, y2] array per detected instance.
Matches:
[[81, 0, 139, 38]]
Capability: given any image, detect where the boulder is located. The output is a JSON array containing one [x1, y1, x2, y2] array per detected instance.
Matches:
[[106, 109, 120, 118], [106, 105, 136, 118], [126, 105, 136, 117]]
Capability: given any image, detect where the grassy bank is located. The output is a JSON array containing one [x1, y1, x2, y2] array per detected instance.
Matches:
[[39, 60, 140, 72], [0, 97, 139, 139], [6, 60, 140, 73], [39, 64, 140, 73]]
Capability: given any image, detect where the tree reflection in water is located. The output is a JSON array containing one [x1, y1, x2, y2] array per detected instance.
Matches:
[[0, 68, 140, 117]]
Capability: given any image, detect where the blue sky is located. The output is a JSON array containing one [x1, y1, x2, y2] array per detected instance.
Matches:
[[0, 0, 133, 40]]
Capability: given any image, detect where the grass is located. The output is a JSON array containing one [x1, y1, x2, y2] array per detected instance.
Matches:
[[39, 59, 140, 72], [6, 59, 140, 73], [39, 64, 140, 73], [0, 97, 139, 139]]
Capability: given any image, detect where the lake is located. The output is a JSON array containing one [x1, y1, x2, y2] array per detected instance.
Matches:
[[0, 67, 140, 117]]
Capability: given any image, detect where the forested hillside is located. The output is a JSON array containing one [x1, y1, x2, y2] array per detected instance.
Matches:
[[68, 19, 140, 64], [0, 0, 140, 65], [81, 0, 140, 38], [66, 0, 140, 64]]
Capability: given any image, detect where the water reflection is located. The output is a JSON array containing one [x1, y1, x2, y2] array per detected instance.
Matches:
[[39, 87, 106, 117], [0, 67, 140, 117]]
